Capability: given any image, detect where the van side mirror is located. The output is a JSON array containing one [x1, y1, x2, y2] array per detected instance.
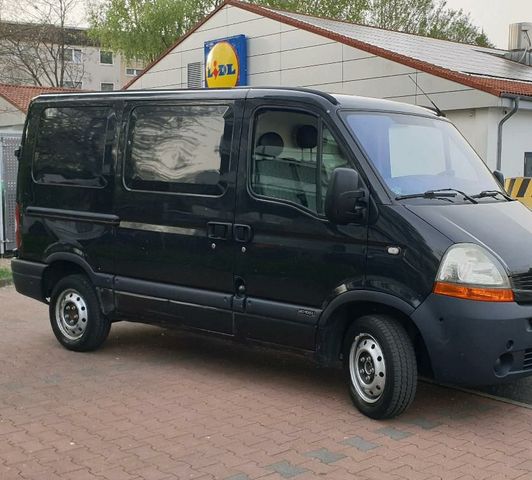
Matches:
[[14, 147, 21, 159], [493, 170, 504, 186], [325, 168, 367, 225]]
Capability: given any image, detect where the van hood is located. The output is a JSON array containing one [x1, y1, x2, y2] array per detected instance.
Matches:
[[406, 200, 532, 275]]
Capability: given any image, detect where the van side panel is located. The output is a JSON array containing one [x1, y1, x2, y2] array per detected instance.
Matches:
[[19, 101, 118, 277], [16, 103, 37, 260], [110, 98, 244, 334]]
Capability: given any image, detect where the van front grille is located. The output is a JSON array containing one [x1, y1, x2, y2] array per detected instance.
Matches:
[[512, 272, 532, 291], [511, 272, 532, 302], [523, 349, 532, 370]]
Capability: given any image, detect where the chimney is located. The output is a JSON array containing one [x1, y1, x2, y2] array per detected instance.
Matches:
[[505, 23, 532, 66]]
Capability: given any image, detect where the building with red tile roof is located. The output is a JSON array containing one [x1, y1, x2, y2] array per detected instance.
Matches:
[[0, 84, 80, 114], [0, 84, 81, 131]]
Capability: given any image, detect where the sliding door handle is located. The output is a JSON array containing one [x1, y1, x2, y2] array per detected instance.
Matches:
[[234, 224, 253, 243], [207, 222, 232, 240]]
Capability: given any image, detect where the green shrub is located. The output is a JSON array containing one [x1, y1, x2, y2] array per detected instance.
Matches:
[[0, 267, 12, 281]]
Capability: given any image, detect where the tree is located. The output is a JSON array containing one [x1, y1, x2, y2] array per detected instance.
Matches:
[[247, 0, 369, 23], [88, 0, 493, 64], [364, 0, 493, 47], [88, 0, 221, 63], [0, 0, 87, 87]]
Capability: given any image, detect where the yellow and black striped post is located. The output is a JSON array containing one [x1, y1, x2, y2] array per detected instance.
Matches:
[[505, 177, 532, 208]]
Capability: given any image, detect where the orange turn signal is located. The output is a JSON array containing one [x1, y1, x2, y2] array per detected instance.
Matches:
[[433, 282, 514, 302]]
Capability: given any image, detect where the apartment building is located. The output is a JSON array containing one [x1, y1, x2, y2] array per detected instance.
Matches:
[[0, 21, 144, 92], [59, 44, 145, 92]]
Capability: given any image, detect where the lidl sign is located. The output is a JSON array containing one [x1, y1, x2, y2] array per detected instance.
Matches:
[[204, 35, 247, 88]]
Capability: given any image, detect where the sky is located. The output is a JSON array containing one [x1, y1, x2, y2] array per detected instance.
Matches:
[[445, 0, 532, 48]]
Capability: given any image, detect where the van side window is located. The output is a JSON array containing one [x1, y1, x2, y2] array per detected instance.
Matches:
[[124, 104, 233, 196], [321, 126, 349, 201], [251, 109, 348, 214], [33, 107, 110, 187]]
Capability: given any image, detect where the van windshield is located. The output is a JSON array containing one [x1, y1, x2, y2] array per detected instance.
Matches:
[[343, 112, 501, 198]]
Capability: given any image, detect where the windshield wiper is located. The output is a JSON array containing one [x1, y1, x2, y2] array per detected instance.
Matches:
[[396, 191, 455, 202], [472, 190, 513, 201], [396, 188, 478, 204]]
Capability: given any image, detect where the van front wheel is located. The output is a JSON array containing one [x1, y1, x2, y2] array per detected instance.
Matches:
[[49, 274, 111, 352], [344, 315, 417, 419]]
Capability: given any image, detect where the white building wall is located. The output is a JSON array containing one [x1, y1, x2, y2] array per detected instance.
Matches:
[[498, 108, 532, 178], [128, 4, 532, 174], [447, 105, 532, 177], [446, 108, 491, 162], [81, 47, 122, 91], [130, 5, 499, 109], [0, 98, 25, 131], [81, 47, 145, 91]]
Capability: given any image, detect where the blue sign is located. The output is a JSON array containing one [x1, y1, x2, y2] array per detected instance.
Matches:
[[204, 35, 248, 88]]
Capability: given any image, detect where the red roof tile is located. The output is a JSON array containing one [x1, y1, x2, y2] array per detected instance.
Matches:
[[0, 83, 82, 113], [125, 0, 532, 99]]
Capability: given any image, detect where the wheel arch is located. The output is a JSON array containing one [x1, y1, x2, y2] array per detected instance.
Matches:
[[41, 253, 114, 314], [42, 259, 89, 299], [316, 291, 433, 378]]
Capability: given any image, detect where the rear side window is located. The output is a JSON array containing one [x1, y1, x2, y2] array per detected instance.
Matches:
[[33, 106, 110, 187], [124, 104, 233, 196]]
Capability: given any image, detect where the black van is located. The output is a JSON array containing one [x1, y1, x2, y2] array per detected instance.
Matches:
[[12, 87, 532, 419]]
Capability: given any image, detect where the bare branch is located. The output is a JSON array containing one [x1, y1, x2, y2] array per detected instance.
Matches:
[[0, 0, 87, 86]]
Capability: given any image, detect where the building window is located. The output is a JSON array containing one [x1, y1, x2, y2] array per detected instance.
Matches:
[[124, 104, 234, 196], [100, 50, 113, 65], [126, 68, 143, 76], [187, 62, 202, 89], [100, 83, 114, 91], [33, 106, 110, 187], [525, 152, 532, 177], [62, 81, 82, 89], [64, 48, 82, 64], [251, 109, 348, 214]]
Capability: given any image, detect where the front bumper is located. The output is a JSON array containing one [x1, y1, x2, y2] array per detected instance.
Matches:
[[412, 293, 532, 386], [11, 258, 46, 302]]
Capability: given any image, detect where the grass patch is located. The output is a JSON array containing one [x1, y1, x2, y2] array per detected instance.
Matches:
[[0, 267, 12, 282]]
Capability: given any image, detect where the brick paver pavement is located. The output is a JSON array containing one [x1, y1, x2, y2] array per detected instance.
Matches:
[[1, 285, 532, 479]]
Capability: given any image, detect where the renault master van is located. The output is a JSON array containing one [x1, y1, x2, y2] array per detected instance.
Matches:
[[12, 87, 532, 419]]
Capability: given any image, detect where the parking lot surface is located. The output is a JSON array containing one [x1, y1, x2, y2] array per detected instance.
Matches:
[[1, 285, 532, 480]]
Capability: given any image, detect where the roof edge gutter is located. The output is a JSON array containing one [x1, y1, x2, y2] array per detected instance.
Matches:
[[497, 95, 520, 171]]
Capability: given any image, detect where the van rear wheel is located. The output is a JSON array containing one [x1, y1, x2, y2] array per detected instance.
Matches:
[[344, 315, 417, 419], [49, 274, 111, 352]]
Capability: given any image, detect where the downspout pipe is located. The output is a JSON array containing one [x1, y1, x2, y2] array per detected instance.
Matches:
[[497, 96, 520, 171]]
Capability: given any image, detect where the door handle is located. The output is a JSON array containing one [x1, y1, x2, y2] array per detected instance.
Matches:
[[207, 222, 232, 240], [234, 224, 253, 243]]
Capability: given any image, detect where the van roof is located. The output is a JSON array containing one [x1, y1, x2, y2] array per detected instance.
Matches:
[[32, 86, 437, 116]]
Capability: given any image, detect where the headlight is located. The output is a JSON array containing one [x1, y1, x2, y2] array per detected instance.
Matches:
[[434, 244, 513, 302], [436, 244, 509, 287]]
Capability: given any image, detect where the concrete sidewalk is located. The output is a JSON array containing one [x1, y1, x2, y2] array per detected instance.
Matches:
[[0, 285, 531, 480]]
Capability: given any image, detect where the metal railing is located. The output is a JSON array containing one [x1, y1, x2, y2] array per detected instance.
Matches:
[[0, 133, 21, 255]]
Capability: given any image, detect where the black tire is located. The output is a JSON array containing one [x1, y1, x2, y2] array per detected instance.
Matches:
[[49, 274, 111, 352], [343, 314, 417, 419]]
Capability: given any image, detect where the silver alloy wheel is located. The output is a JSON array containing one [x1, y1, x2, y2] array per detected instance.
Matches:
[[349, 333, 386, 404], [55, 288, 88, 341]]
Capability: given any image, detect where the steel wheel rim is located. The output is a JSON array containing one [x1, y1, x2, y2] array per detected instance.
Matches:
[[349, 333, 386, 404], [55, 288, 88, 341]]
